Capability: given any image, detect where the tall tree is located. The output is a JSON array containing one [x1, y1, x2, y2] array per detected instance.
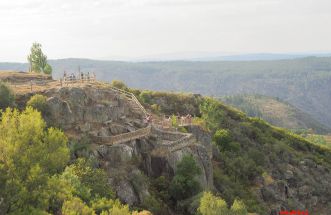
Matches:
[[0, 107, 70, 213], [27, 42, 52, 74]]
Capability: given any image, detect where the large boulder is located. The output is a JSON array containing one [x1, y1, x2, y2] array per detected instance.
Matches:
[[115, 180, 139, 205], [44, 87, 142, 130], [99, 144, 134, 167], [46, 96, 74, 128]]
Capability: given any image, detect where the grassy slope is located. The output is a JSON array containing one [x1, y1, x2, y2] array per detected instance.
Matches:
[[221, 94, 331, 134]]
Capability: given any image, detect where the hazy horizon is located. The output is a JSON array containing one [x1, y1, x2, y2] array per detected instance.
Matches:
[[1, 0, 331, 62], [2, 51, 331, 64]]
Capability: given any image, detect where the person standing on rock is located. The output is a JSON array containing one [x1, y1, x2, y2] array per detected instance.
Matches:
[[146, 114, 153, 124], [93, 72, 96, 82], [81, 72, 84, 83], [63, 71, 67, 83]]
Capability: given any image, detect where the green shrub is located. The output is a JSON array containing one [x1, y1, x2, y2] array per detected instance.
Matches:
[[91, 198, 115, 214], [213, 129, 232, 151], [230, 199, 248, 215], [198, 192, 248, 215], [139, 90, 153, 104], [129, 89, 141, 97], [62, 197, 94, 215], [169, 155, 201, 201], [104, 201, 131, 215], [69, 136, 93, 159], [151, 104, 161, 113], [27, 94, 48, 114], [69, 158, 114, 200], [198, 192, 229, 215], [178, 127, 188, 133], [141, 195, 167, 215], [111, 80, 128, 90], [305, 134, 327, 146], [0, 81, 15, 110], [137, 90, 202, 116], [152, 176, 171, 203], [171, 115, 178, 127], [247, 149, 266, 166]]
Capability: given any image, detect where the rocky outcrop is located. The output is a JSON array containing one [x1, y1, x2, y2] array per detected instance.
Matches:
[[32, 86, 213, 210], [148, 126, 213, 190], [43, 87, 146, 135], [16, 84, 331, 214], [258, 158, 331, 214], [93, 131, 213, 205]]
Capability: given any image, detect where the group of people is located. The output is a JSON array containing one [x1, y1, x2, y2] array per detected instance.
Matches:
[[145, 114, 193, 127], [62, 71, 96, 83], [179, 114, 193, 125], [169, 114, 193, 126]]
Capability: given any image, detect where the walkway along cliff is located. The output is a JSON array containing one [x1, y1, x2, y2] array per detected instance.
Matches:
[[14, 81, 214, 211], [10, 74, 331, 215]]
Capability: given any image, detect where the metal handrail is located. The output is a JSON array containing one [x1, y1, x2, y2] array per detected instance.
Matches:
[[106, 85, 148, 116]]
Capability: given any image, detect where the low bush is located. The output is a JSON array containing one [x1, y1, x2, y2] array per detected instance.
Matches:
[[0, 81, 15, 110], [111, 80, 128, 90], [169, 155, 201, 201], [213, 129, 232, 151], [27, 94, 48, 115], [198, 192, 248, 215]]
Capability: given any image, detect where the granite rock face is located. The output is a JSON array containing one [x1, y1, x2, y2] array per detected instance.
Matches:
[[38, 86, 213, 210], [94, 132, 213, 206], [45, 87, 143, 129], [259, 157, 331, 215]]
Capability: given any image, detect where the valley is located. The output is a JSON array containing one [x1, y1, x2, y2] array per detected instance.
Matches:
[[2, 57, 330, 128]]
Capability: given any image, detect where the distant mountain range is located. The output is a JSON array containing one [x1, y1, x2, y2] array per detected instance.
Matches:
[[3, 52, 331, 63], [128, 52, 331, 62], [1, 56, 331, 130]]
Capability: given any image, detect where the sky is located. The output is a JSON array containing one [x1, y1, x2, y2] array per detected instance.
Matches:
[[0, 0, 331, 62]]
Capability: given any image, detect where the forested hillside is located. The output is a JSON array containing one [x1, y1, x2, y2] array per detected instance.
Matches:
[[1, 56, 331, 128], [221, 94, 331, 134], [131, 89, 331, 214]]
